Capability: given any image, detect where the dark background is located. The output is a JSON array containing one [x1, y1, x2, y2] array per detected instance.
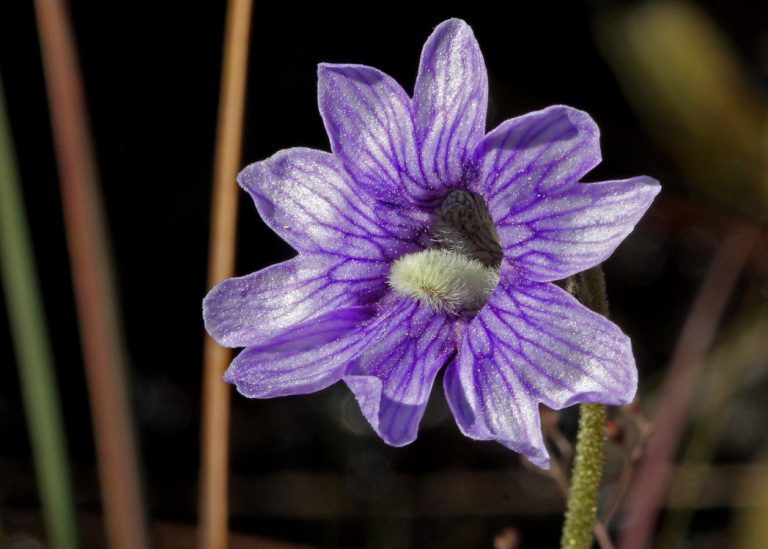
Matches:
[[1, 1, 766, 546]]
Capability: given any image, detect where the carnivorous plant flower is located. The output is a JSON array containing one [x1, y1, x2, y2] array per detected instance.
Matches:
[[203, 18, 660, 468]]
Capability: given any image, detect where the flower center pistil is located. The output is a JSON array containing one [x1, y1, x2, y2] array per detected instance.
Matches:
[[388, 191, 503, 314]]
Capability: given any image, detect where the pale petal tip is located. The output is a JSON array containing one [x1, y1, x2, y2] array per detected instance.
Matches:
[[638, 175, 663, 198], [317, 62, 368, 80], [425, 19, 480, 45], [316, 62, 334, 77], [433, 17, 472, 31], [500, 438, 551, 470], [527, 453, 551, 470], [344, 374, 421, 448], [202, 282, 234, 348], [222, 364, 237, 384], [235, 162, 251, 189], [554, 104, 601, 140]]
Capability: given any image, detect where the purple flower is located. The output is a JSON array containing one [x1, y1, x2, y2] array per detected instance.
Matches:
[[203, 18, 660, 468]]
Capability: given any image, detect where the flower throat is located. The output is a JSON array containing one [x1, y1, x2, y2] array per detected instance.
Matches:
[[389, 191, 503, 314]]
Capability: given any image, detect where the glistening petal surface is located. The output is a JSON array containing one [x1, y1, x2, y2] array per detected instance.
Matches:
[[413, 18, 488, 188], [318, 64, 427, 205], [473, 106, 659, 280], [344, 296, 455, 446], [224, 306, 374, 398], [472, 106, 601, 202], [496, 176, 660, 281], [444, 356, 549, 468], [203, 254, 387, 348], [444, 267, 638, 468], [238, 147, 420, 260]]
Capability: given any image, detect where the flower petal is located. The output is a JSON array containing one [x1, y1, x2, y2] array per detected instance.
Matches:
[[444, 268, 638, 468], [203, 254, 388, 348], [413, 18, 488, 188], [472, 105, 601, 202], [238, 147, 420, 259], [225, 306, 374, 398], [497, 176, 661, 281], [344, 296, 456, 446], [443, 358, 550, 468], [318, 64, 427, 204]]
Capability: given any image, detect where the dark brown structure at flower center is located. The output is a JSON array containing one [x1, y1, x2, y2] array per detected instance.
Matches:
[[433, 190, 503, 268]]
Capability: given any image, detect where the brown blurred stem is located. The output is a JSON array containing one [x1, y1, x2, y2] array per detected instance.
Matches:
[[33, 0, 149, 548], [618, 226, 758, 549], [199, 0, 254, 548]]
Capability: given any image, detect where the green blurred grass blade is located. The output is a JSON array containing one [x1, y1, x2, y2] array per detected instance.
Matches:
[[595, 0, 768, 221], [0, 80, 79, 548]]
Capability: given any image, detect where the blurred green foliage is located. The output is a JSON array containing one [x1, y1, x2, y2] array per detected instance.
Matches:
[[596, 0, 768, 222]]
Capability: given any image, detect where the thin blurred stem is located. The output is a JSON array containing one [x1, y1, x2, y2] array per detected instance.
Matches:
[[600, 436, 643, 528], [0, 80, 79, 549], [560, 267, 610, 549], [619, 226, 757, 549], [599, 405, 653, 530], [33, 1, 149, 547], [548, 451, 573, 497], [199, 0, 254, 547], [595, 523, 615, 549], [657, 310, 768, 548]]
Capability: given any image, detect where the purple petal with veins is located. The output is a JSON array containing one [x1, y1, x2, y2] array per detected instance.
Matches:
[[318, 64, 428, 205], [472, 105, 601, 201], [224, 306, 375, 398], [203, 254, 387, 348], [413, 18, 488, 188], [238, 147, 421, 260], [344, 296, 455, 446], [473, 106, 660, 281], [496, 176, 660, 281], [444, 266, 638, 468]]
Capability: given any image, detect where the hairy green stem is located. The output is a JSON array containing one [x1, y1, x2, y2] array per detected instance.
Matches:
[[0, 81, 79, 548], [560, 267, 610, 549]]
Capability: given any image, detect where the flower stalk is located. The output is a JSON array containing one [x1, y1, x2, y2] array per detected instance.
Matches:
[[199, 0, 254, 546], [561, 266, 610, 549]]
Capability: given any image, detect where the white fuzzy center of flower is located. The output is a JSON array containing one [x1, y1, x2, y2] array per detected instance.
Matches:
[[389, 191, 502, 314]]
